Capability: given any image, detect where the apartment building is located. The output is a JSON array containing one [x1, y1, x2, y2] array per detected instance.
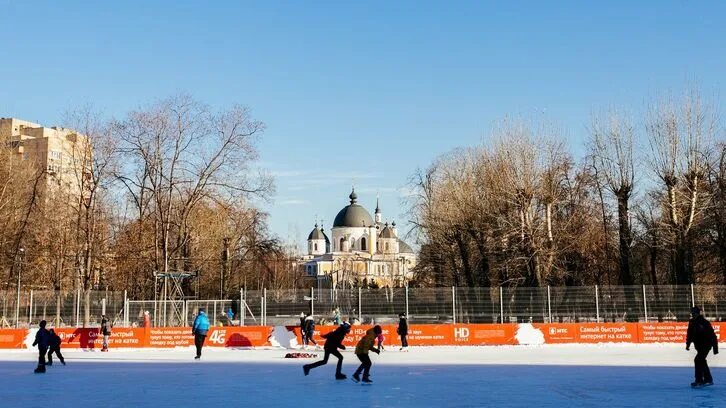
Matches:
[[1, 117, 91, 197]]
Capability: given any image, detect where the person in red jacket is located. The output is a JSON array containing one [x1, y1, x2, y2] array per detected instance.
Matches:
[[303, 322, 351, 380], [686, 306, 719, 387]]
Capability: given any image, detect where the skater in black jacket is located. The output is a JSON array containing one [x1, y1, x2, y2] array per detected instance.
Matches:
[[686, 306, 719, 387], [32, 320, 50, 373], [47, 329, 65, 366], [303, 313, 317, 348], [303, 322, 351, 379], [397, 313, 408, 350]]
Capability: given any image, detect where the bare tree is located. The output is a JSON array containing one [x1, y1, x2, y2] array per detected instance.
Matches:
[[588, 110, 636, 286], [646, 89, 717, 283]]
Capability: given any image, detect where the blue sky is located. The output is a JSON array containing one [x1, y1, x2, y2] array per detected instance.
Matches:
[[1, 1, 725, 250]]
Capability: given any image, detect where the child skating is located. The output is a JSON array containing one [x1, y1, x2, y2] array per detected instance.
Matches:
[[352, 325, 382, 384]]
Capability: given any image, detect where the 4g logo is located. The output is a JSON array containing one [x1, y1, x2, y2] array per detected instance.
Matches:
[[209, 330, 227, 345]]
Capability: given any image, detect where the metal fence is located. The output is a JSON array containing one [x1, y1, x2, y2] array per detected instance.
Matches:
[[1, 285, 724, 328]]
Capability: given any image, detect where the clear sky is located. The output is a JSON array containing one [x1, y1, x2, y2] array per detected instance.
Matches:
[[2, 1, 725, 250]]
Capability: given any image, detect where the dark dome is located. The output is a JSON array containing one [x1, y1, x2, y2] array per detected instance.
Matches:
[[308, 225, 326, 240], [379, 224, 395, 239], [333, 204, 374, 228], [333, 188, 374, 228], [398, 239, 414, 254]]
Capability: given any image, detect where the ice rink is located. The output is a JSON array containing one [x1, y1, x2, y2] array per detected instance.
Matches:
[[1, 345, 723, 407]]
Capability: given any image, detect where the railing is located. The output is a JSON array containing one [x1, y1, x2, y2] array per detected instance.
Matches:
[[1, 285, 723, 328]]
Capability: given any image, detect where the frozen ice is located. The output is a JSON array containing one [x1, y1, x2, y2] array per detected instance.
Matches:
[[1, 344, 723, 407]]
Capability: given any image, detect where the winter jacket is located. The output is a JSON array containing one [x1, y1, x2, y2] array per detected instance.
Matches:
[[355, 328, 379, 355], [687, 315, 719, 352], [304, 316, 315, 334], [101, 318, 112, 335], [193, 312, 210, 336], [33, 327, 50, 348], [322, 325, 348, 351], [397, 317, 408, 335], [49, 332, 62, 348]]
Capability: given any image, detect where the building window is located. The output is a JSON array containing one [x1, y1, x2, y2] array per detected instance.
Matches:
[[361, 237, 367, 251], [49, 151, 62, 160], [314, 243, 318, 251], [385, 242, 389, 251], [340, 238, 345, 251]]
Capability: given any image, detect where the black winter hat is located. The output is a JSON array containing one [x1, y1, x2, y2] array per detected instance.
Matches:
[[691, 306, 701, 315], [373, 325, 382, 335]]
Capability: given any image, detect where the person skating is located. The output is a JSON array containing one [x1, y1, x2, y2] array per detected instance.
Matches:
[[47, 328, 65, 366], [100, 314, 112, 352], [192, 308, 210, 360], [687, 306, 719, 387], [299, 312, 307, 346], [32, 320, 50, 373], [352, 325, 382, 384], [397, 313, 408, 351], [303, 322, 351, 380], [304, 313, 317, 348]]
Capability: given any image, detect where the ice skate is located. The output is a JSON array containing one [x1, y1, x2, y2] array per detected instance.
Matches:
[[335, 373, 347, 380], [362, 376, 373, 384], [303, 365, 310, 376], [34, 366, 46, 374], [691, 382, 704, 388], [352, 373, 360, 383]]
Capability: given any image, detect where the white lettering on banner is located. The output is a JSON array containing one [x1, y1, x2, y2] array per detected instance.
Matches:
[[209, 330, 226, 345], [454, 327, 470, 339]]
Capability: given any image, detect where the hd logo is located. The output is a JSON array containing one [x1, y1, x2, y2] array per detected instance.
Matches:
[[454, 327, 470, 339]]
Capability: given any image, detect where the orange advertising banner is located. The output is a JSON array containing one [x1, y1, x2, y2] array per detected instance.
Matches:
[[0, 322, 722, 349], [148, 327, 273, 348], [453, 324, 518, 345], [0, 329, 27, 349], [533, 323, 639, 344], [54, 328, 146, 349]]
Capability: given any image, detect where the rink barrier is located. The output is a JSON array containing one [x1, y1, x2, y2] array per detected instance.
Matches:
[[0, 323, 721, 349]]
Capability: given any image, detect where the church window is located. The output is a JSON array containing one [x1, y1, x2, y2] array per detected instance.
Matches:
[[340, 238, 345, 251], [361, 237, 367, 251], [314, 243, 318, 251], [385, 242, 389, 251]]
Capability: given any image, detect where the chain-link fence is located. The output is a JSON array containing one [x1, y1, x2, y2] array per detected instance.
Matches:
[[1, 285, 723, 328]]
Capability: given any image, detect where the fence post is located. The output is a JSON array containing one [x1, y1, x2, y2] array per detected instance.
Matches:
[[595, 285, 600, 323], [263, 288, 267, 326], [101, 297, 106, 317], [123, 291, 129, 327], [239, 288, 245, 326], [405, 285, 409, 318], [358, 287, 362, 323], [452, 286, 456, 324], [28, 289, 33, 325], [311, 287, 315, 317], [547, 286, 552, 323], [213, 301, 217, 326], [499, 286, 504, 323], [691, 284, 695, 308], [642, 285, 648, 323], [75, 288, 81, 327]]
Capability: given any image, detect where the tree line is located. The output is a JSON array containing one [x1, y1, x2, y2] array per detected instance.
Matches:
[[1, 95, 298, 312], [407, 88, 725, 288]]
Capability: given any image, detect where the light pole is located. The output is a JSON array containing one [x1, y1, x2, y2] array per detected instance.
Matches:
[[15, 248, 25, 328]]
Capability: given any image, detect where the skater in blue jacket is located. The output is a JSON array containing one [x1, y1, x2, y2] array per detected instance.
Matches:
[[192, 309, 210, 360]]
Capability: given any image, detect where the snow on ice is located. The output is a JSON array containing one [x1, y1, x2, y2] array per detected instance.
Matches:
[[0, 344, 723, 407]]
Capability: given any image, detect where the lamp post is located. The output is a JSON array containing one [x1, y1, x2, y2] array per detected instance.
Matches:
[[15, 248, 25, 328]]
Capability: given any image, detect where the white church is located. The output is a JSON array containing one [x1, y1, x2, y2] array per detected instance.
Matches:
[[300, 189, 417, 288]]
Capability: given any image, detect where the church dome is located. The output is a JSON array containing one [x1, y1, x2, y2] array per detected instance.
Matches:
[[307, 224, 326, 240], [398, 239, 414, 254], [333, 189, 374, 228], [379, 223, 395, 238]]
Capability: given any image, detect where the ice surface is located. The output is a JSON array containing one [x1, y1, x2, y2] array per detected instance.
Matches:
[[1, 345, 723, 407]]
